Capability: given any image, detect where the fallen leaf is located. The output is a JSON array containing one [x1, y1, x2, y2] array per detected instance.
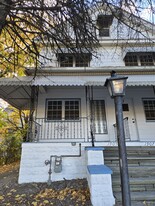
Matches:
[[43, 200, 49, 204], [31, 201, 38, 206], [10, 189, 16, 193]]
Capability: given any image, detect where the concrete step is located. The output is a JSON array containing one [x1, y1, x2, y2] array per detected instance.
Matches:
[[112, 176, 155, 185], [109, 166, 155, 177], [114, 191, 155, 202], [115, 201, 155, 206], [104, 146, 155, 203]]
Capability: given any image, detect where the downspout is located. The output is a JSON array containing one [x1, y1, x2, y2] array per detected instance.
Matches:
[[153, 86, 155, 96], [89, 86, 95, 147]]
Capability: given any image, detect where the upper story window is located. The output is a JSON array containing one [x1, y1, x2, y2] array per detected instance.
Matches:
[[46, 99, 80, 121], [124, 52, 155, 66], [142, 99, 155, 121], [57, 53, 91, 67], [97, 15, 113, 37]]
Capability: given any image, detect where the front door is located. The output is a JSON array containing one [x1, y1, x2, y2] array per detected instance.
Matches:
[[122, 98, 139, 141]]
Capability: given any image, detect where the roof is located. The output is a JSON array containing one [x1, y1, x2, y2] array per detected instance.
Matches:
[[0, 75, 154, 109]]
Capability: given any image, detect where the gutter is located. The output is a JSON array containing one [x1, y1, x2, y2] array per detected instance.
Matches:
[[25, 66, 155, 76]]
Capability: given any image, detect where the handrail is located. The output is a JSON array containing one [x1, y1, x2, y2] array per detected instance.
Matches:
[[113, 117, 128, 127], [113, 117, 130, 141]]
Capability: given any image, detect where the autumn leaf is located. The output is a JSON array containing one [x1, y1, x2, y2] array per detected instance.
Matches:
[[43, 200, 50, 204], [32, 201, 38, 206]]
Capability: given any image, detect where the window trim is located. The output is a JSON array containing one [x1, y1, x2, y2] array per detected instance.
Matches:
[[45, 98, 81, 121], [57, 53, 91, 67], [124, 52, 155, 66], [97, 15, 113, 37], [142, 98, 155, 122]]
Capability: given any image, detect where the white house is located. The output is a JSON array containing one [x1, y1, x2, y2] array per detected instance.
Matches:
[[0, 5, 155, 206]]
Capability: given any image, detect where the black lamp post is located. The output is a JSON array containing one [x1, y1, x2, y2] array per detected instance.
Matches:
[[105, 71, 131, 206]]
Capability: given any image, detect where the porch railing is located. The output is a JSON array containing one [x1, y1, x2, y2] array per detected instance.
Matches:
[[113, 117, 131, 141], [28, 117, 90, 142]]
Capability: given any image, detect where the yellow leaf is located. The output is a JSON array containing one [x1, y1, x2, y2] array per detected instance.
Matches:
[[0, 195, 4, 200], [7, 193, 12, 196], [31, 201, 38, 206], [10, 189, 16, 192], [43, 200, 49, 204]]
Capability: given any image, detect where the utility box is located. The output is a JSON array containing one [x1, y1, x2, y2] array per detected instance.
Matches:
[[54, 156, 62, 173]]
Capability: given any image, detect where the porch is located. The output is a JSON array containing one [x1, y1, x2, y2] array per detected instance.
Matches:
[[0, 74, 154, 143]]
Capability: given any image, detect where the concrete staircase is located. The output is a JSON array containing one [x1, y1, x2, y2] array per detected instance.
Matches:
[[104, 146, 155, 205]]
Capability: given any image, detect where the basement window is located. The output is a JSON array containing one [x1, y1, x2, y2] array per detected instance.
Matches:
[[97, 15, 113, 37], [142, 99, 155, 121], [57, 53, 91, 67], [46, 99, 80, 120], [124, 52, 155, 66]]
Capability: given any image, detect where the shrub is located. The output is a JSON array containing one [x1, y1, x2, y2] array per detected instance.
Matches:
[[0, 134, 22, 165]]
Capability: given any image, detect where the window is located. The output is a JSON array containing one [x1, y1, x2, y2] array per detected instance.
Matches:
[[143, 99, 155, 121], [124, 52, 155, 66], [124, 54, 138, 66], [57, 53, 91, 67], [139, 54, 154, 66], [91, 100, 107, 134], [97, 15, 113, 37], [46, 99, 80, 120]]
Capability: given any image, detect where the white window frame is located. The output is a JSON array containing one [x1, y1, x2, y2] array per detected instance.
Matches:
[[97, 15, 113, 38], [57, 53, 91, 67], [46, 99, 81, 121], [124, 52, 155, 66], [142, 98, 155, 121]]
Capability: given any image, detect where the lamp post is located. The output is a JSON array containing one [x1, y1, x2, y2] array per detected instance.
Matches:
[[105, 71, 131, 206]]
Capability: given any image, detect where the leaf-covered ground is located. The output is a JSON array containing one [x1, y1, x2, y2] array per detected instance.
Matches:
[[0, 162, 92, 206]]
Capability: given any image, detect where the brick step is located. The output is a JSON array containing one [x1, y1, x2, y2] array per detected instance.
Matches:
[[114, 191, 155, 202]]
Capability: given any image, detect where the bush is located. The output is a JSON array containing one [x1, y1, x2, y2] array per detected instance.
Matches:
[[0, 134, 22, 165]]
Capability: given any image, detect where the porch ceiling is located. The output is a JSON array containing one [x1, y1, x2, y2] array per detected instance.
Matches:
[[0, 76, 33, 110], [0, 75, 154, 109]]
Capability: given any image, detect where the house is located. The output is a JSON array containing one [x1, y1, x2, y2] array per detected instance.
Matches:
[[0, 5, 155, 206]]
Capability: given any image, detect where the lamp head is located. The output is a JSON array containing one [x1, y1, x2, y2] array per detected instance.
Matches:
[[105, 71, 128, 97]]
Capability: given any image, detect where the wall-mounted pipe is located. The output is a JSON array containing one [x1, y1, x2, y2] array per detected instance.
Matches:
[[45, 143, 81, 185]]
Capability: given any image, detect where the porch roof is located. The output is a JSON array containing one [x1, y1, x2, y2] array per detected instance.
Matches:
[[0, 75, 154, 109]]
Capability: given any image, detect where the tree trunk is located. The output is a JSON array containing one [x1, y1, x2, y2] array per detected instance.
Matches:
[[0, 0, 11, 34]]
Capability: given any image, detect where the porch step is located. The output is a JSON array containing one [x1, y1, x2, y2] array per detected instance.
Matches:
[[114, 191, 155, 201], [104, 146, 155, 204]]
